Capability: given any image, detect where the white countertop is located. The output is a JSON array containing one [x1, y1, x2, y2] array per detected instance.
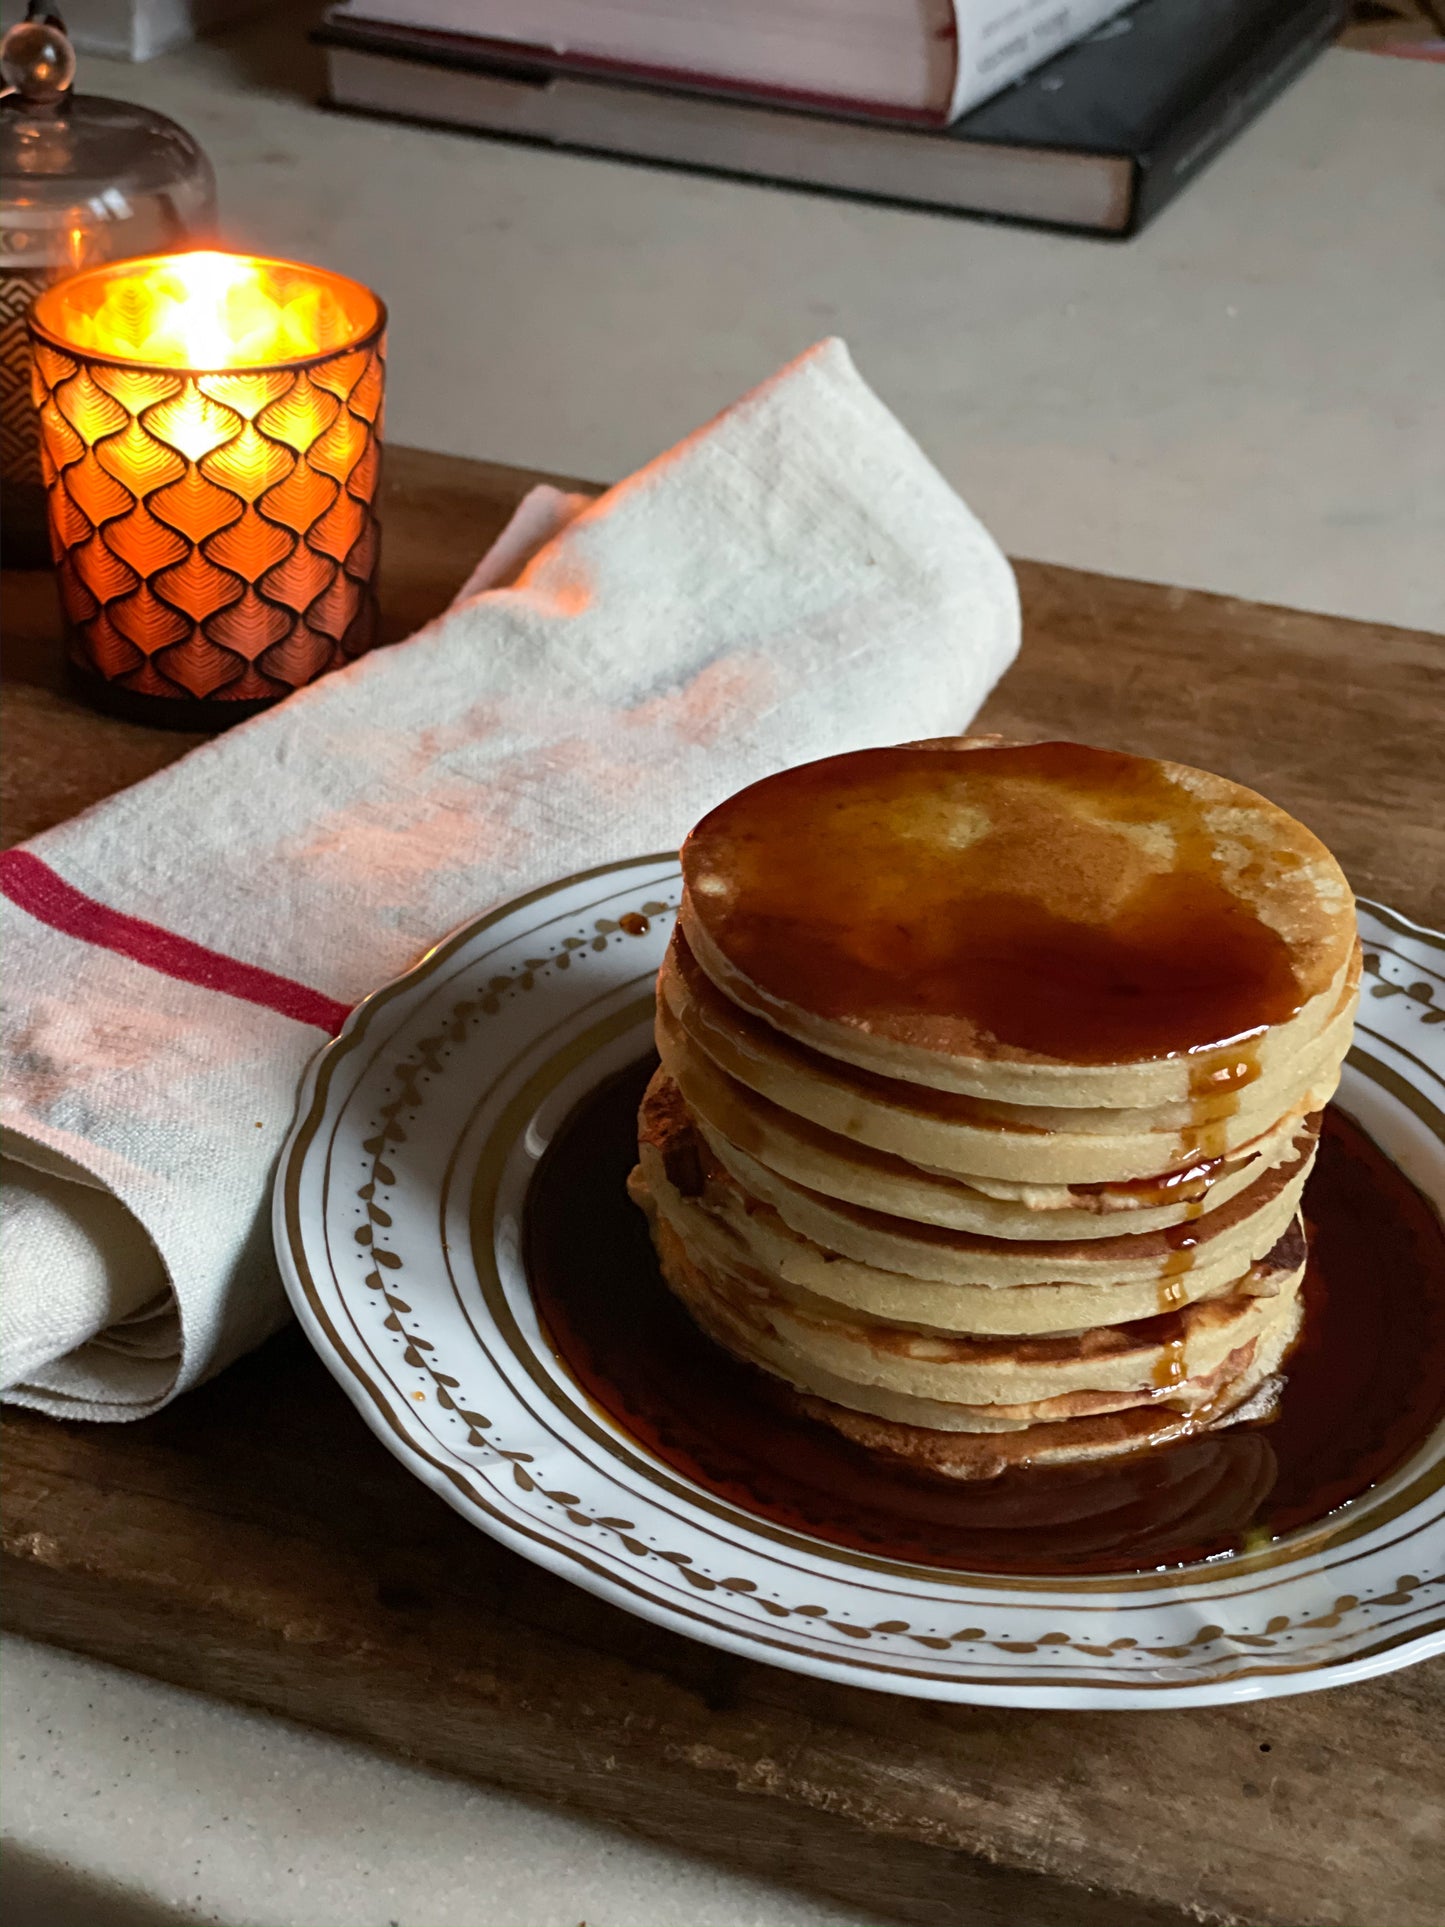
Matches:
[[1, 1636, 877, 1927], [3, 20, 1443, 1927], [49, 17, 1445, 635]]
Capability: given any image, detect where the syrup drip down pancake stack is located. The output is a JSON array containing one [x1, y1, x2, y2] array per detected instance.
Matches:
[[629, 740, 1360, 1479]]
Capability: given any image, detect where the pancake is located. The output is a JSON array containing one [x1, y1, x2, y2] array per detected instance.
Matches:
[[641, 1193, 1305, 1475], [791, 1313, 1300, 1480], [658, 949, 1346, 1184], [680, 737, 1358, 1107], [678, 1133, 1310, 1318], [630, 736, 1355, 1483], [639, 1139, 1307, 1343], [687, 1110, 1311, 1293], [634, 1153, 1305, 1406], [650, 1168, 1295, 1338], [661, 1014, 1319, 1237], [638, 1064, 1309, 1296], [758, 1294, 1302, 1429]]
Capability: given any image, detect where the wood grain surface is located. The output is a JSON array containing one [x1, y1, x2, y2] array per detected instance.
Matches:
[[3, 444, 1443, 1927]]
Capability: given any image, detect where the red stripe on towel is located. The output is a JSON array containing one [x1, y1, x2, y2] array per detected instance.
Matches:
[[0, 850, 352, 1036]]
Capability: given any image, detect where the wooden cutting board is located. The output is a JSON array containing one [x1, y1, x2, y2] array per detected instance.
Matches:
[[4, 445, 1443, 1927]]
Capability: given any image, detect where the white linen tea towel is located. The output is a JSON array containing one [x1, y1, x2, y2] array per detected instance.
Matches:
[[0, 337, 1019, 1418]]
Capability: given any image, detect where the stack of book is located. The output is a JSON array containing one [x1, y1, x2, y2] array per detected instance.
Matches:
[[318, 0, 1345, 236]]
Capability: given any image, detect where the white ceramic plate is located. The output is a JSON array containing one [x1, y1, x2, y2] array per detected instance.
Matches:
[[275, 860, 1445, 1708]]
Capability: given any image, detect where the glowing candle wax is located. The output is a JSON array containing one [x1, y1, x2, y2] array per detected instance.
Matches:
[[28, 250, 386, 726]]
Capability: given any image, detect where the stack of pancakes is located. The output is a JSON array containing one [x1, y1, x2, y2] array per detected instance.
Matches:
[[629, 739, 1359, 1479]]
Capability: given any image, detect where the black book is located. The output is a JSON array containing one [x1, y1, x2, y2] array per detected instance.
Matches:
[[317, 0, 1347, 238]]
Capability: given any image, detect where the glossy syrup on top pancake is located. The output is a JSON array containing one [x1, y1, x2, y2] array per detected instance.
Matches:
[[524, 1060, 1445, 1577], [682, 742, 1342, 1068]]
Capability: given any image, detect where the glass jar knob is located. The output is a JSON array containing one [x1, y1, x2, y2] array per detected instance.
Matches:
[[1, 12, 80, 104]]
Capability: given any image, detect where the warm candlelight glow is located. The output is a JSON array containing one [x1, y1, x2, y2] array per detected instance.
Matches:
[[34, 249, 381, 371], [29, 250, 386, 721]]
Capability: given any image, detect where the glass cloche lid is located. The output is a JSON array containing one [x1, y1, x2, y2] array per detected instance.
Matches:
[[1, 3, 216, 560], [1, 5, 216, 274]]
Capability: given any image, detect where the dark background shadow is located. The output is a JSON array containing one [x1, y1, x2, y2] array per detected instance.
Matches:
[[0, 1845, 207, 1927]]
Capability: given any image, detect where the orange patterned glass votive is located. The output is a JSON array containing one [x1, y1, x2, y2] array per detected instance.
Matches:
[[28, 250, 386, 728]]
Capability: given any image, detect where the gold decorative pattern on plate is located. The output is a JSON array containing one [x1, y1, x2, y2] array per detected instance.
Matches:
[[276, 863, 1445, 1706]]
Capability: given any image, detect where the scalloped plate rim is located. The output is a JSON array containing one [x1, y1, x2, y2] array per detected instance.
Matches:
[[274, 858, 1445, 1709]]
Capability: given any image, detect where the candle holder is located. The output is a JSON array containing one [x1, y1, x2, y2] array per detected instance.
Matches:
[[28, 249, 386, 728], [1, 6, 217, 566]]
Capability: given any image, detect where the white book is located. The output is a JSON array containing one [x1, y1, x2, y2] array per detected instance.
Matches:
[[325, 0, 1137, 123]]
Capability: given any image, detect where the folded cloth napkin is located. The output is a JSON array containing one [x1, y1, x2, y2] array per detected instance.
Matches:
[[0, 337, 1019, 1420]]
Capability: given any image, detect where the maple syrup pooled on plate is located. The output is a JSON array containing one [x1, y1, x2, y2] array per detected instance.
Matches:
[[524, 1060, 1445, 1577]]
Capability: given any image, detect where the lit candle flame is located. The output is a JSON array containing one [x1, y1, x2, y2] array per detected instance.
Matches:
[[39, 250, 378, 371], [29, 247, 386, 711]]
